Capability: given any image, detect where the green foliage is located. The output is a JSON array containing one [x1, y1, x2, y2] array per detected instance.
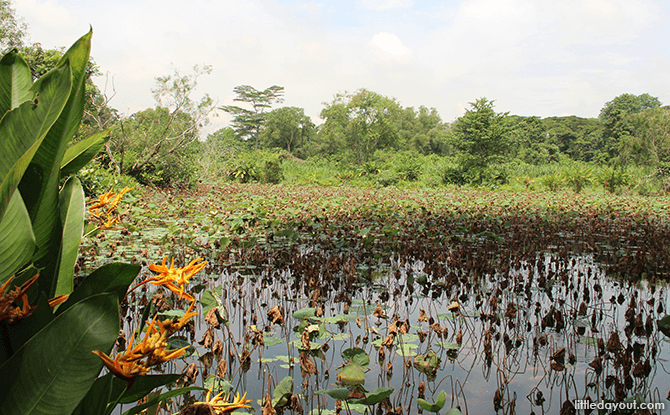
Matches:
[[0, 31, 191, 415], [598, 93, 662, 162], [596, 166, 630, 194], [542, 116, 603, 162], [220, 84, 285, 149], [416, 390, 448, 413], [107, 65, 214, 187], [451, 98, 511, 185], [622, 107, 670, 169], [540, 173, 564, 192], [562, 164, 593, 193], [0, 30, 146, 415], [316, 89, 401, 164], [77, 161, 139, 197], [226, 149, 284, 184], [260, 106, 314, 155]]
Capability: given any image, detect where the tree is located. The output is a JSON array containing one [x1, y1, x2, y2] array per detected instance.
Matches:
[[451, 97, 510, 184], [260, 106, 314, 154], [0, 0, 28, 50], [542, 116, 603, 162], [317, 89, 400, 164], [621, 107, 670, 169], [220, 84, 284, 149], [508, 116, 559, 165], [599, 93, 662, 162], [106, 65, 215, 186]]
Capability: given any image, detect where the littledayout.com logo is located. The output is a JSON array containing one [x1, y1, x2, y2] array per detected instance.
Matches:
[[574, 400, 665, 412]]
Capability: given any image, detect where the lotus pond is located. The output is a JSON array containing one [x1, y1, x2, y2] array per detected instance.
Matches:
[[79, 184, 670, 415]]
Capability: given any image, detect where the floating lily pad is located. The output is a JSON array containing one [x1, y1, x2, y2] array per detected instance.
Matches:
[[436, 341, 461, 350], [579, 337, 599, 346], [338, 364, 366, 386], [396, 343, 418, 357], [264, 336, 283, 347], [293, 307, 316, 319], [342, 347, 370, 368]]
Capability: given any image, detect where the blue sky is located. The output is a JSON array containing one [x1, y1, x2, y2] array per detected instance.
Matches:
[[13, 0, 670, 136]]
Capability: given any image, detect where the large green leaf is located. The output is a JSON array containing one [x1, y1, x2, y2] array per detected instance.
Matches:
[[0, 50, 34, 116], [121, 386, 206, 415], [0, 60, 72, 222], [110, 374, 181, 404], [60, 128, 111, 177], [0, 190, 35, 283], [73, 373, 113, 415], [0, 292, 119, 415], [57, 262, 141, 314], [20, 30, 92, 293], [55, 176, 85, 297]]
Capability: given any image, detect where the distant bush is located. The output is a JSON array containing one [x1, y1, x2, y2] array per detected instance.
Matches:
[[227, 149, 284, 184], [77, 162, 140, 196]]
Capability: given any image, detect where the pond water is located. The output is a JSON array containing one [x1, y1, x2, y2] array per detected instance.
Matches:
[[118, 249, 670, 415]]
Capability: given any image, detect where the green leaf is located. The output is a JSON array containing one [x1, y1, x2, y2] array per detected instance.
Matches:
[[0, 191, 35, 283], [350, 387, 394, 406], [121, 386, 205, 415], [321, 388, 351, 400], [436, 342, 460, 350], [19, 30, 92, 292], [338, 364, 366, 386], [445, 408, 463, 415], [0, 59, 72, 222], [414, 350, 440, 377], [0, 50, 34, 116], [55, 176, 85, 297], [0, 292, 119, 415], [58, 262, 141, 315], [166, 336, 195, 358], [110, 374, 181, 404], [416, 390, 447, 413], [73, 373, 113, 415], [273, 376, 293, 408], [396, 343, 418, 357], [342, 347, 370, 369], [293, 307, 316, 319], [201, 288, 224, 317], [60, 128, 111, 177]]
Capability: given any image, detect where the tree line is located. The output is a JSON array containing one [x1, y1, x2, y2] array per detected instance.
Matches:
[[2, 3, 668, 189]]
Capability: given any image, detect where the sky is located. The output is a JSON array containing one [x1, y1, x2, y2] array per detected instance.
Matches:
[[12, 0, 670, 136]]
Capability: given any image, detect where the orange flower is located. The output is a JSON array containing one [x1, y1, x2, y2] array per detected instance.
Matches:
[[159, 300, 199, 335], [93, 310, 192, 384], [87, 187, 132, 231], [88, 187, 132, 216], [92, 350, 149, 382], [137, 257, 207, 302], [195, 389, 252, 414], [0, 275, 69, 324]]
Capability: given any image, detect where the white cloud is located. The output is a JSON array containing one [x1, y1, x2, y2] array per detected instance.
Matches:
[[360, 0, 412, 10], [14, 0, 76, 29], [371, 32, 412, 58]]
